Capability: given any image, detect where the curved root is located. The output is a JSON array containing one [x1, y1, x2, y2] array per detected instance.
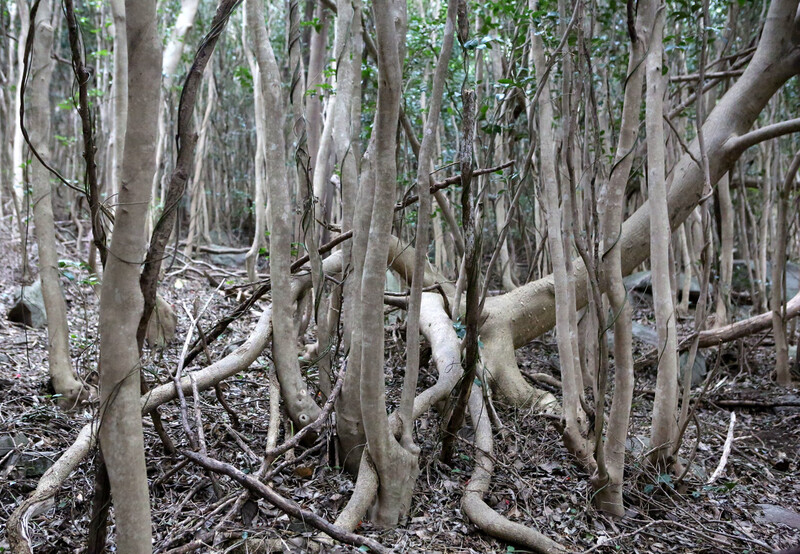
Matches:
[[336, 293, 462, 530], [7, 422, 97, 553], [480, 326, 560, 414], [463, 382, 567, 553]]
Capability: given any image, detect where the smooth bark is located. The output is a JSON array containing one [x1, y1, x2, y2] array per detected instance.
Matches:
[[646, 4, 679, 469], [97, 0, 161, 550], [28, 0, 86, 407]]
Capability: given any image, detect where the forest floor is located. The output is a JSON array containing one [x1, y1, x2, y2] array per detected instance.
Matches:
[[1, 228, 800, 553]]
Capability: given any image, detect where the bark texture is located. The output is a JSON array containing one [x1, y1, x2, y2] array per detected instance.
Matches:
[[97, 0, 161, 550], [247, 0, 321, 429], [481, 0, 800, 404], [28, 0, 86, 407]]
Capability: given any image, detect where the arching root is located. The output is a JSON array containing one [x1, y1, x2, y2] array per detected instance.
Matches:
[[7, 422, 98, 553], [480, 326, 561, 414], [463, 381, 567, 553], [8, 305, 275, 550]]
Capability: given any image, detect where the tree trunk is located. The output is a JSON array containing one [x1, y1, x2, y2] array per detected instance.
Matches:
[[358, 0, 418, 527], [97, 0, 161, 550], [530, 0, 592, 469], [109, 0, 127, 202], [247, 0, 321, 429], [645, 4, 679, 469], [28, 0, 87, 408], [242, 11, 268, 282], [773, 150, 800, 384]]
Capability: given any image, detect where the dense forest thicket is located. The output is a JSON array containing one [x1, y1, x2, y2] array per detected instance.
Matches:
[[1, 0, 800, 552]]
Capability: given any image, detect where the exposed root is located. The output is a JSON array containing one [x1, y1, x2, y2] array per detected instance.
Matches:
[[480, 325, 560, 413], [336, 293, 463, 530], [463, 382, 567, 553], [8, 306, 275, 549], [7, 422, 98, 553], [183, 450, 391, 554], [142, 305, 273, 412], [334, 450, 379, 531]]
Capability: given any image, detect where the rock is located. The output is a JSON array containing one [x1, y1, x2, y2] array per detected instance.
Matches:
[[732, 260, 800, 301], [756, 504, 800, 530], [623, 270, 652, 293], [385, 269, 402, 324], [679, 350, 707, 388], [786, 262, 800, 300], [625, 435, 649, 457], [0, 433, 29, 458], [607, 321, 658, 348], [623, 270, 708, 302], [146, 294, 178, 348], [632, 321, 659, 346], [7, 279, 46, 328], [0, 433, 52, 478], [209, 253, 247, 268], [20, 454, 55, 477]]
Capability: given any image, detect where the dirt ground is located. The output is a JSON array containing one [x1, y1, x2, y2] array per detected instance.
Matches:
[[1, 226, 799, 553]]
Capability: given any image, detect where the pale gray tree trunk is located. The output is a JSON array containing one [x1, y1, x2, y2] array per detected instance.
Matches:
[[28, 0, 87, 407], [646, 4, 679, 469], [247, 0, 320, 428], [773, 150, 800, 384], [97, 1, 161, 550], [357, 0, 418, 526], [109, 0, 126, 202], [243, 10, 268, 282], [150, 0, 200, 227], [530, 0, 593, 471]]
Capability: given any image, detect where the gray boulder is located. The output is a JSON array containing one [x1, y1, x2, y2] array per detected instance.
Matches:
[[7, 279, 47, 328]]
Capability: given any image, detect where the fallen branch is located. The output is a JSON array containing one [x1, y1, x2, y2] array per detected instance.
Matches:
[[708, 411, 736, 483], [693, 289, 800, 348], [636, 290, 800, 367], [181, 450, 390, 554], [711, 398, 800, 409]]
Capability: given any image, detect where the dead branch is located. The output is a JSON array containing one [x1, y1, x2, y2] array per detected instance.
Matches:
[[181, 450, 391, 554]]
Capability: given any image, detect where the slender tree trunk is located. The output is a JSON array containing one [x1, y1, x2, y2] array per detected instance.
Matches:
[[773, 150, 800, 384], [336, 0, 369, 476], [183, 66, 217, 257], [714, 174, 734, 325], [646, 4, 679, 469], [530, 0, 593, 470], [247, 0, 320, 428], [10, 1, 30, 264], [28, 0, 86, 407], [97, 0, 161, 550], [401, 0, 457, 453], [150, 0, 200, 228], [357, 0, 418, 526], [243, 11, 268, 281], [109, 0, 127, 202]]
